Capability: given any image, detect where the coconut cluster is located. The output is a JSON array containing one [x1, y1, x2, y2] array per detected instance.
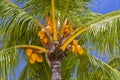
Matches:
[[37, 23, 83, 55], [26, 49, 43, 64], [60, 25, 72, 37], [71, 40, 83, 55], [27, 16, 84, 64], [37, 26, 53, 45]]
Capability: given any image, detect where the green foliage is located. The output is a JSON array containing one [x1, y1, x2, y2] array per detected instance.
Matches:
[[76, 52, 120, 80], [61, 53, 79, 80], [15, 0, 90, 15], [0, 0, 41, 47], [69, 10, 102, 27], [87, 53, 120, 80], [18, 55, 51, 80], [108, 58, 120, 69], [83, 10, 120, 55], [0, 47, 18, 80], [0, 0, 120, 80], [18, 53, 120, 80], [14, 0, 91, 24], [18, 53, 79, 80]]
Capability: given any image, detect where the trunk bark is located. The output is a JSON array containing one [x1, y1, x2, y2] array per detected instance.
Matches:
[[51, 61, 61, 80]]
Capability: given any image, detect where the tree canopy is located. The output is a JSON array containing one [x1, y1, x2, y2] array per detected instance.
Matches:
[[0, 0, 120, 80]]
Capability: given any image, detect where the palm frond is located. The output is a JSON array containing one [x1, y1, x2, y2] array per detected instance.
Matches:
[[69, 10, 102, 27], [18, 63, 29, 80], [14, 0, 91, 22], [87, 53, 120, 79], [83, 10, 120, 54], [18, 55, 51, 80], [76, 52, 120, 79], [0, 0, 42, 48], [108, 58, 120, 68], [0, 1, 44, 79], [0, 47, 19, 80], [61, 52, 79, 80], [18, 53, 79, 80], [17, 0, 51, 17], [76, 53, 92, 80]]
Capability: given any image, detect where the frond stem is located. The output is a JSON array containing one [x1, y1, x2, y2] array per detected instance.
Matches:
[[51, 0, 57, 41], [72, 27, 81, 35], [15, 45, 47, 52]]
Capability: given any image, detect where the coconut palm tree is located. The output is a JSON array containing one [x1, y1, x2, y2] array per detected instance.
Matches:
[[0, 0, 120, 80]]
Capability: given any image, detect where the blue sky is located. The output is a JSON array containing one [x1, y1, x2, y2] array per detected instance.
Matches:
[[89, 0, 120, 14], [9, 0, 120, 79]]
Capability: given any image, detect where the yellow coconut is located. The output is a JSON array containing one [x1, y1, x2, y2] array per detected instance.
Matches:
[[31, 53, 38, 60], [29, 57, 35, 64], [60, 29, 70, 37], [36, 55, 43, 62], [72, 40, 78, 46], [38, 29, 46, 39], [60, 30, 64, 36], [26, 49, 33, 57], [77, 45, 84, 55], [65, 25, 70, 29], [71, 45, 76, 52], [64, 28, 70, 34], [43, 37, 48, 44]]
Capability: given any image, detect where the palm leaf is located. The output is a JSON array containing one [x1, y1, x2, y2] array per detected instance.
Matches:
[[18, 53, 79, 80], [14, 0, 91, 24], [1, 0, 120, 80], [108, 58, 120, 68], [0, 47, 19, 80], [0, 0, 42, 48], [87, 53, 120, 80], [18, 54, 51, 80], [81, 10, 120, 55], [61, 52, 79, 80], [71, 50, 120, 80], [18, 63, 29, 80]]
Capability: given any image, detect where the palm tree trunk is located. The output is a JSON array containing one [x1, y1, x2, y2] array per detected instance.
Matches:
[[51, 61, 61, 80]]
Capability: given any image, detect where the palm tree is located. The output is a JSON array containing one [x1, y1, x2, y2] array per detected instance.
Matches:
[[0, 0, 120, 80]]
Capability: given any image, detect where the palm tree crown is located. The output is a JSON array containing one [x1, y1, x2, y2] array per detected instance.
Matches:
[[0, 0, 120, 80]]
